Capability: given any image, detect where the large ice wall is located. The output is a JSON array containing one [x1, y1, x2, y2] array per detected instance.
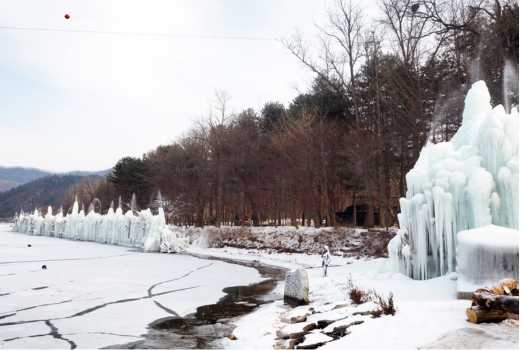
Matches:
[[12, 202, 189, 253], [389, 81, 519, 280]]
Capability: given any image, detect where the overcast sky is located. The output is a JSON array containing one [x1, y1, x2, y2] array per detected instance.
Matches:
[[0, 0, 379, 172]]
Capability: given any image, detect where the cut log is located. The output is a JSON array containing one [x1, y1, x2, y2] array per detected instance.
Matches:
[[466, 306, 508, 324], [466, 279, 519, 324], [472, 291, 519, 314], [490, 279, 519, 296]]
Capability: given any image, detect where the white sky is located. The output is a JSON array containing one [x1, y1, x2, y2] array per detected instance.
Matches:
[[0, 0, 379, 172]]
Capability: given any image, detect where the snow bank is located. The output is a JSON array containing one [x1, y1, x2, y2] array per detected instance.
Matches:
[[12, 202, 188, 253], [456, 225, 519, 289], [390, 81, 519, 280]]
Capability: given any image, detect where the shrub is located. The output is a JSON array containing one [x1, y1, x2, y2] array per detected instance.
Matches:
[[370, 291, 396, 316], [346, 274, 369, 305]]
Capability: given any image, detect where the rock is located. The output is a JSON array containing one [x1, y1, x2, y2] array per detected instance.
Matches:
[[328, 325, 349, 339], [284, 269, 309, 306], [353, 310, 373, 316], [283, 306, 312, 323], [290, 314, 307, 323], [322, 316, 365, 335], [41, 265, 47, 270], [303, 323, 318, 332], [297, 333, 333, 349], [227, 334, 237, 340], [277, 322, 315, 339], [324, 321, 362, 339], [307, 308, 351, 325], [331, 303, 350, 310], [287, 337, 304, 349], [27, 244, 31, 247], [316, 319, 336, 329]]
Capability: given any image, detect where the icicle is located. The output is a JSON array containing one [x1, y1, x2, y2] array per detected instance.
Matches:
[[130, 193, 138, 213], [12, 201, 187, 253], [389, 81, 520, 280]]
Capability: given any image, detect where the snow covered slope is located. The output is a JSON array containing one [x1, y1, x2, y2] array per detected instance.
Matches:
[[389, 81, 519, 280]]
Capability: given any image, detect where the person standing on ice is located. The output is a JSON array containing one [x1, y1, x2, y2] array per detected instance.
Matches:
[[322, 245, 331, 277]]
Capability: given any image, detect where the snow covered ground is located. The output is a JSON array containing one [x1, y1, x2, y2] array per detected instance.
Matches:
[[0, 224, 262, 349], [1, 223, 518, 349], [189, 247, 519, 349]]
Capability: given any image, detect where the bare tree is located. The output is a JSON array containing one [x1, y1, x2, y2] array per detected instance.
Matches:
[[283, 0, 365, 113], [380, 0, 436, 68]]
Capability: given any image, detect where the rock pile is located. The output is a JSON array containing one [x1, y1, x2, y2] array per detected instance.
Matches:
[[198, 226, 396, 257], [466, 278, 519, 323], [275, 302, 376, 349]]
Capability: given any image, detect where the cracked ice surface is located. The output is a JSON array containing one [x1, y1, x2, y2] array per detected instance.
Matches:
[[389, 81, 519, 280], [0, 224, 261, 348]]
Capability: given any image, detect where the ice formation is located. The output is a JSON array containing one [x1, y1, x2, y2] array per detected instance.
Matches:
[[456, 225, 518, 290], [389, 81, 519, 280], [12, 201, 189, 253]]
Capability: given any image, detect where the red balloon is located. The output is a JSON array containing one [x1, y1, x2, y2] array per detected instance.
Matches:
[[64, 14, 70, 19]]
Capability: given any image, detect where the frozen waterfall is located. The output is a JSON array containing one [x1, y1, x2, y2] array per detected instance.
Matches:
[[388, 81, 519, 280], [12, 202, 189, 253]]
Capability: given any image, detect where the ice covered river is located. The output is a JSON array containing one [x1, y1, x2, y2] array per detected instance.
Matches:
[[0, 224, 265, 348]]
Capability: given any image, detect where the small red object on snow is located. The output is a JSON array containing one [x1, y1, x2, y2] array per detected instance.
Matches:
[[64, 13, 70, 20]]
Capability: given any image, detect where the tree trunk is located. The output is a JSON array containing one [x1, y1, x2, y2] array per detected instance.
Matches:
[[466, 307, 509, 324], [472, 291, 519, 314], [467, 288, 519, 323], [352, 192, 357, 227]]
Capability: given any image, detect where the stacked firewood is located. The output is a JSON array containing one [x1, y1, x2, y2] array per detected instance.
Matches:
[[466, 279, 519, 323]]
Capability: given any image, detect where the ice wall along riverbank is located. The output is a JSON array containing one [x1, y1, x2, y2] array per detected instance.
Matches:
[[12, 201, 189, 253], [389, 81, 519, 280]]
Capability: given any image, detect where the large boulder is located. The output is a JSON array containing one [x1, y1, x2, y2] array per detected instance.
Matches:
[[284, 269, 309, 306]]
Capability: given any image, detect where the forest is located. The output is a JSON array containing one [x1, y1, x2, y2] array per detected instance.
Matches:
[[66, 0, 519, 228]]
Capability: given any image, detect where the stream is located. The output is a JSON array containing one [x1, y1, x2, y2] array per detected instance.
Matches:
[[109, 254, 288, 349]]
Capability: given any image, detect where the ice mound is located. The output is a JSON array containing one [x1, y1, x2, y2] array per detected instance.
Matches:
[[12, 202, 188, 253], [389, 81, 519, 280], [456, 225, 518, 290]]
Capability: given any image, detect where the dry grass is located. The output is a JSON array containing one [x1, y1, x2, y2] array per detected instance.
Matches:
[[346, 274, 370, 305], [370, 291, 396, 316], [346, 274, 396, 316]]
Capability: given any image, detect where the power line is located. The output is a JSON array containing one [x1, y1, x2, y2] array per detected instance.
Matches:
[[0, 25, 281, 42]]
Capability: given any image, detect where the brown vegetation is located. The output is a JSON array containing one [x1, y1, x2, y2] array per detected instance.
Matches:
[[63, 0, 518, 228], [370, 291, 396, 316]]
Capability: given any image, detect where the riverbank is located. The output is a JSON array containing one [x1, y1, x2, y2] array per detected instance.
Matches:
[[186, 246, 518, 349], [2, 224, 518, 349]]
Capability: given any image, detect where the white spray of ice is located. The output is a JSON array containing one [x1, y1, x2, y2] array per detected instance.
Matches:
[[503, 59, 519, 113], [12, 201, 189, 253], [388, 81, 519, 280]]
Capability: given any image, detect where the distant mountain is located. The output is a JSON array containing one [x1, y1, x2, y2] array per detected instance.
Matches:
[[0, 166, 110, 192], [0, 179, 20, 192], [0, 166, 51, 191], [0, 174, 103, 219], [66, 169, 111, 177]]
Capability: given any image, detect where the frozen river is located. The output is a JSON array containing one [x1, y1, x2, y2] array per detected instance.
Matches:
[[0, 224, 262, 348]]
